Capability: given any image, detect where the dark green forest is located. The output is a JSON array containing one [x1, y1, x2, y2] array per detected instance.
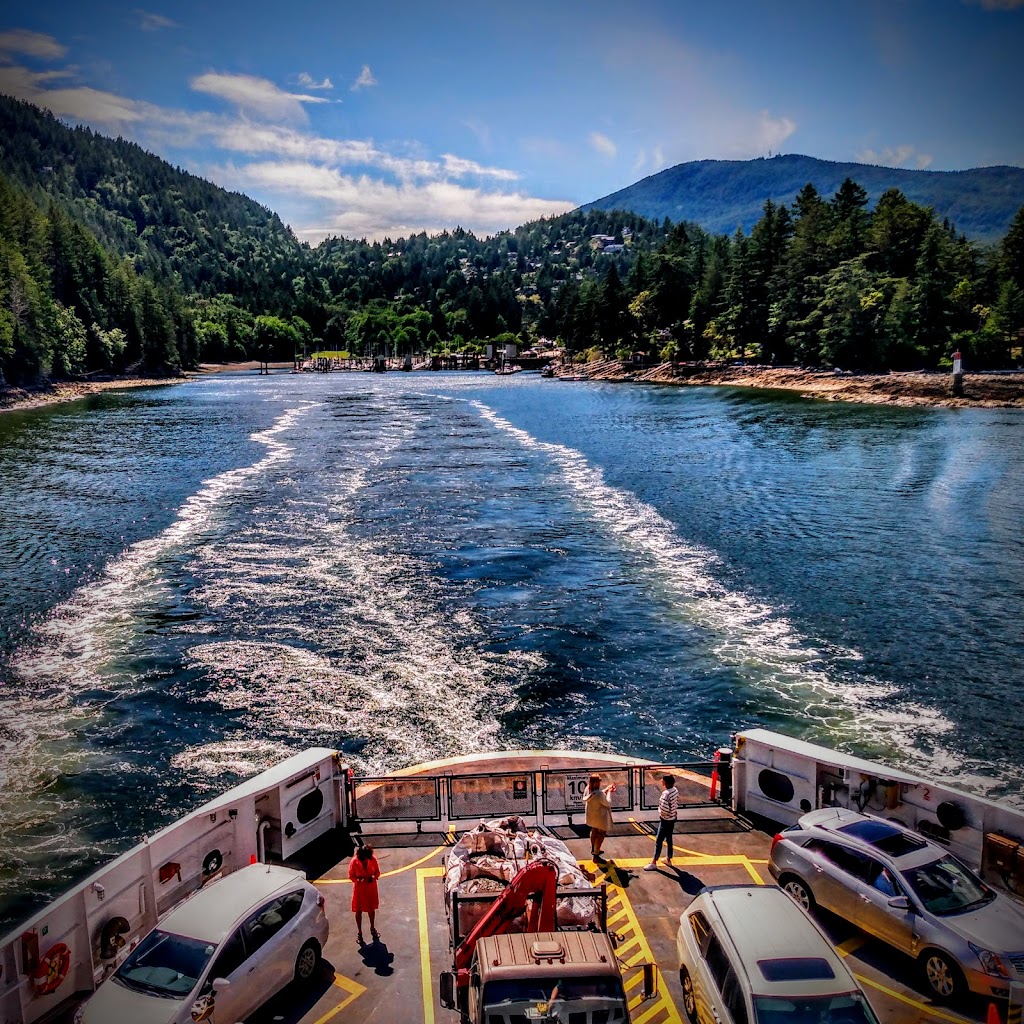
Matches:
[[1, 95, 1023, 387]]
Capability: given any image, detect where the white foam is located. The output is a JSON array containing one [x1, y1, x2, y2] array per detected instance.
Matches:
[[470, 400, 954, 772]]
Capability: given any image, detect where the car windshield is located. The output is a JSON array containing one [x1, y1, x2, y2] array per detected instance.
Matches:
[[113, 929, 215, 999], [482, 976, 627, 1019], [901, 856, 995, 916], [754, 992, 881, 1024]]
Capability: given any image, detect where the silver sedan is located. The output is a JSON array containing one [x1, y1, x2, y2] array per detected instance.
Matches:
[[768, 808, 1024, 1003]]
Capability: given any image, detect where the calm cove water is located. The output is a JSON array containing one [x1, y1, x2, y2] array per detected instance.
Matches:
[[1, 371, 1022, 928]]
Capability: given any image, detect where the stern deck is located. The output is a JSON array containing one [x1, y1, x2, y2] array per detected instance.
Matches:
[[252, 807, 991, 1024]]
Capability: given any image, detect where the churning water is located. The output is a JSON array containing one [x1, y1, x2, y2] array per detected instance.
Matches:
[[1, 372, 1022, 928]]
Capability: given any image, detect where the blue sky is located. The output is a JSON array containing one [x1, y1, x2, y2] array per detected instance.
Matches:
[[1, 0, 1023, 242]]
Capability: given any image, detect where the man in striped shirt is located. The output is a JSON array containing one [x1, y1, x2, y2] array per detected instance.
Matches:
[[644, 774, 679, 870]]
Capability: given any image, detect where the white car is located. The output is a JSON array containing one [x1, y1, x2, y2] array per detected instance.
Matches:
[[76, 864, 329, 1024], [677, 885, 881, 1024]]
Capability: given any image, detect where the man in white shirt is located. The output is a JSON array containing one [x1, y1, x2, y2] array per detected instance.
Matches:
[[644, 774, 679, 870]]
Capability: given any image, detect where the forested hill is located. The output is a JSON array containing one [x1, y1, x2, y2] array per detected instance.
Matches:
[[2, 91, 1023, 390], [0, 95, 305, 308], [583, 154, 1024, 243]]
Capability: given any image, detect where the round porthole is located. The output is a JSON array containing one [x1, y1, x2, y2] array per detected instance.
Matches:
[[296, 787, 324, 825], [758, 769, 795, 804]]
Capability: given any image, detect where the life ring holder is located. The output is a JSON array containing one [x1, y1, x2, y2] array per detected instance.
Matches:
[[33, 942, 71, 996]]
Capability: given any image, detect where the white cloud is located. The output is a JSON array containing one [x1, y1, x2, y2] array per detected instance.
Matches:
[[749, 111, 797, 155], [857, 144, 933, 170], [211, 160, 573, 242], [0, 29, 66, 60], [3, 51, 560, 242], [297, 72, 333, 91], [351, 64, 377, 91], [441, 154, 519, 181], [652, 145, 666, 170], [190, 71, 329, 122], [589, 131, 617, 159], [632, 149, 646, 172], [133, 9, 178, 31]]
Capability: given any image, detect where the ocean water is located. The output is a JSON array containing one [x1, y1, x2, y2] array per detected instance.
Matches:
[[1, 371, 1022, 929]]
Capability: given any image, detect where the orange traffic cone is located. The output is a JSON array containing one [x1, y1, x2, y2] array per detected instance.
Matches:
[[987, 1002, 1003, 1024]]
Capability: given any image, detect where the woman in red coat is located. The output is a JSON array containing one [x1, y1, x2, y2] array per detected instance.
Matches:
[[348, 844, 381, 945]]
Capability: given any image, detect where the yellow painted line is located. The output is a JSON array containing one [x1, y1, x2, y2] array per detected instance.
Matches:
[[311, 973, 367, 1024], [315, 828, 454, 883], [633, 998, 674, 1024], [628, 816, 710, 859], [417, 866, 444, 1024], [836, 936, 866, 958], [598, 872, 681, 1023], [742, 858, 764, 884], [852, 972, 972, 1024]]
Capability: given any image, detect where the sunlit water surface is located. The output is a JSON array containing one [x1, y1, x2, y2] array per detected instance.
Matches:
[[1, 372, 1022, 928]]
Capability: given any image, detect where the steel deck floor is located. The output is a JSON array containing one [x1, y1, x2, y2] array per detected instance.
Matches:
[[237, 811, 998, 1024]]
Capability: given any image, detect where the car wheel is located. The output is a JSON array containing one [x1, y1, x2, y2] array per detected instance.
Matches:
[[780, 875, 815, 912], [295, 940, 321, 984], [679, 966, 698, 1024], [920, 949, 964, 1003]]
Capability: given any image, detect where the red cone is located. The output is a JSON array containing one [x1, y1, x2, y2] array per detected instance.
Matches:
[[250, 854, 257, 865], [987, 1002, 1003, 1024]]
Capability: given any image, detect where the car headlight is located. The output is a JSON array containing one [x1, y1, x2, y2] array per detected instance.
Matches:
[[969, 942, 1009, 978]]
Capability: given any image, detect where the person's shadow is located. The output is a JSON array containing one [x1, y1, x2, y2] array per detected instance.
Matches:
[[358, 937, 395, 976]]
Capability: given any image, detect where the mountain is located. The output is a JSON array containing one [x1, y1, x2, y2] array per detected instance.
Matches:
[[583, 154, 1024, 243], [0, 95, 305, 309]]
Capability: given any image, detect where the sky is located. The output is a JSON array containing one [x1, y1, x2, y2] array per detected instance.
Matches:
[[1, 0, 1023, 243]]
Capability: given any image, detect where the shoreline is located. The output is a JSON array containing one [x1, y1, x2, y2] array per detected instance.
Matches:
[[554, 361, 1024, 408], [0, 362, 293, 416], [3, 361, 1023, 415]]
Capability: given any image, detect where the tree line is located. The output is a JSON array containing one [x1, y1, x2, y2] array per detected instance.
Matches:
[[2, 88, 1023, 386]]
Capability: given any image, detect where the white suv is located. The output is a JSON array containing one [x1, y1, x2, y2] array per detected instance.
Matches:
[[676, 885, 881, 1024], [76, 864, 329, 1024]]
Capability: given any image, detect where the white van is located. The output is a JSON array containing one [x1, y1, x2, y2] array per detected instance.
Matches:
[[676, 885, 881, 1024]]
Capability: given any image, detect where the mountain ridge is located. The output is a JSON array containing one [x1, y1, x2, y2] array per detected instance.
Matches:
[[582, 153, 1024, 243]]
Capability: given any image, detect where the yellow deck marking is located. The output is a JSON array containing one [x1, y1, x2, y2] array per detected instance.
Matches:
[[315, 828, 454, 883], [836, 936, 866, 957], [628, 817, 710, 859], [310, 974, 367, 1024], [593, 868, 683, 1024], [852, 973, 972, 1024], [417, 865, 444, 1024]]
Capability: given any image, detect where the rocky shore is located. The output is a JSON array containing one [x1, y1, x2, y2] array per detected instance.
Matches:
[[0, 362, 293, 416], [552, 360, 1024, 408]]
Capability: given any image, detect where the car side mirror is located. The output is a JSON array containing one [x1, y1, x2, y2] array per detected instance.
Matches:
[[439, 971, 456, 1009], [211, 977, 231, 992], [887, 895, 911, 911], [642, 962, 658, 1001]]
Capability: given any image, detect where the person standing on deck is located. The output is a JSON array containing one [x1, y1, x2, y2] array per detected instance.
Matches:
[[585, 774, 616, 862], [349, 844, 381, 945], [645, 774, 678, 870]]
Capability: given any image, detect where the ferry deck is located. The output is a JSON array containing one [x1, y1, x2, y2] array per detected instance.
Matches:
[[5, 734, 1023, 1024]]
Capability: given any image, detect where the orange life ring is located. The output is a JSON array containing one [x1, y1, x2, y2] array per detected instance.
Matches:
[[33, 942, 71, 996]]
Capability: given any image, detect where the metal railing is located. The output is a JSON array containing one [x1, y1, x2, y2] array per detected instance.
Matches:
[[350, 761, 725, 831]]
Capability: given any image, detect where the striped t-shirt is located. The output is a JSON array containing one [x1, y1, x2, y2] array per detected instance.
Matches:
[[658, 786, 679, 820]]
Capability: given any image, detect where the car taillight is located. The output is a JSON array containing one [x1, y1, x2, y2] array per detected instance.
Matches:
[[770, 833, 783, 854]]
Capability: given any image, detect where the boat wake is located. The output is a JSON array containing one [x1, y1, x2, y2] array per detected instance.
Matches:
[[470, 400, 953, 773]]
